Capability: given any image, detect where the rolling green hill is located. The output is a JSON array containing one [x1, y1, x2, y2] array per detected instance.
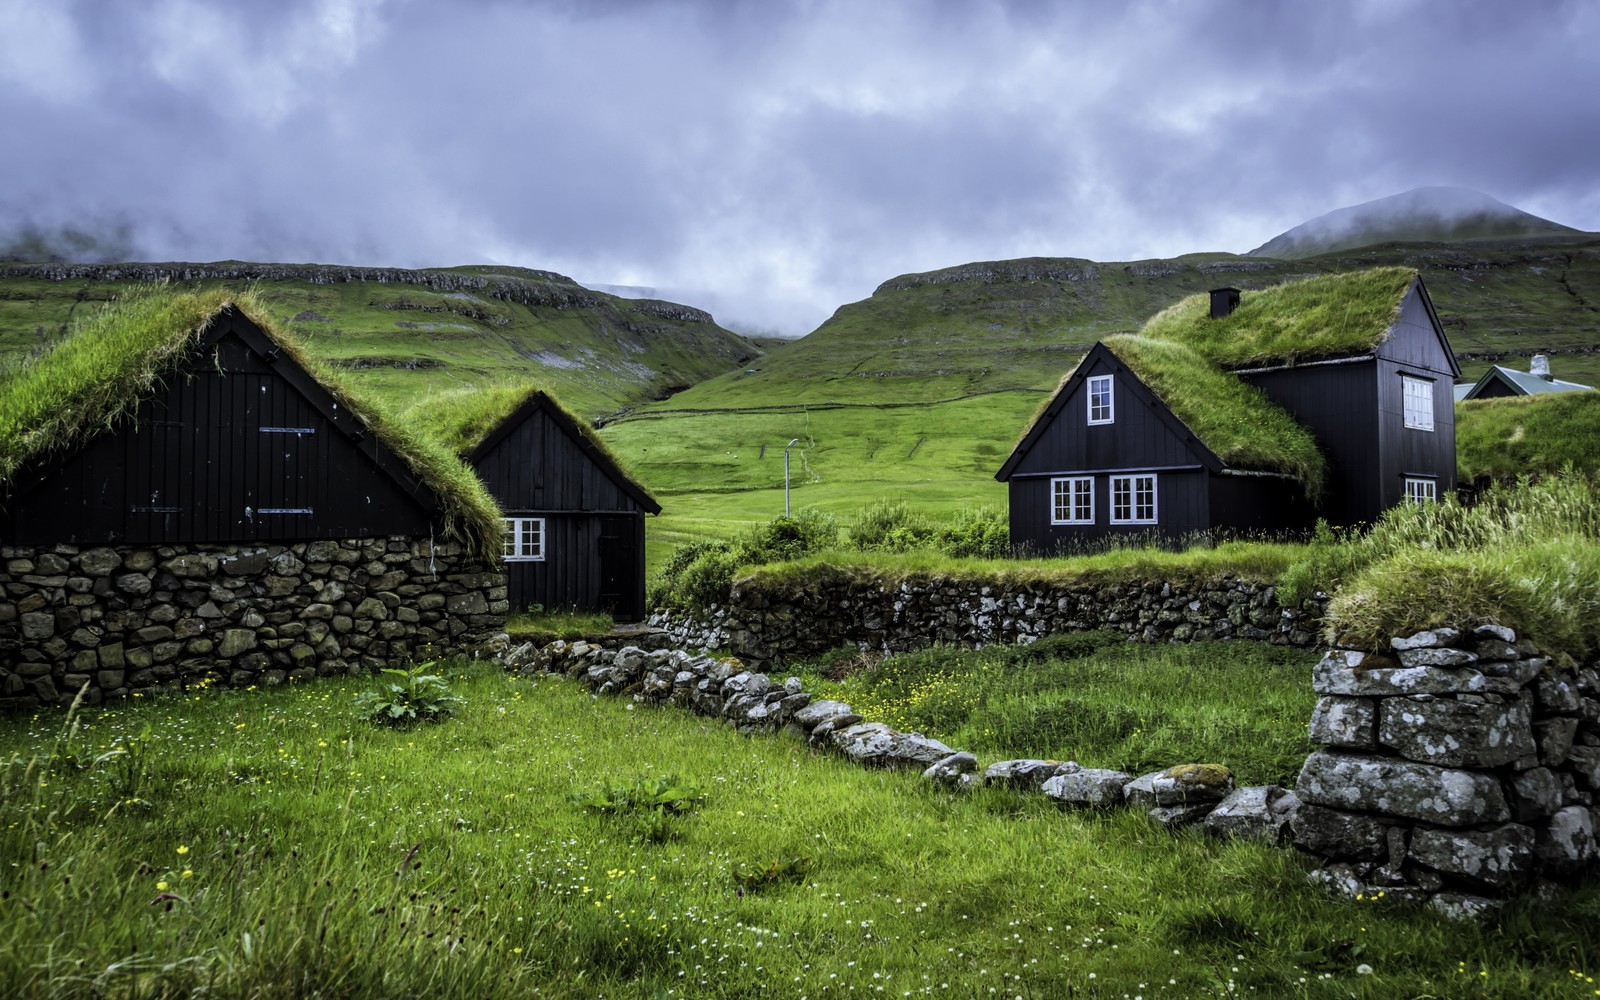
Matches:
[[641, 235, 1600, 416], [603, 234, 1600, 565], [0, 261, 759, 420]]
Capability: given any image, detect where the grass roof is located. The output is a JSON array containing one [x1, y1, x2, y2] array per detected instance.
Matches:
[[1456, 390, 1600, 484], [1138, 266, 1417, 368], [398, 382, 656, 505], [0, 286, 505, 559], [1105, 335, 1326, 495]]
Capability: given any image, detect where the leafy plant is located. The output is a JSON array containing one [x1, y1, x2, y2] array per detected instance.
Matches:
[[570, 774, 706, 843], [351, 663, 464, 727], [732, 856, 812, 894]]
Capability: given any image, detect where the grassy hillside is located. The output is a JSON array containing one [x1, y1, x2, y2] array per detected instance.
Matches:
[[0, 262, 758, 420], [643, 237, 1600, 416], [605, 237, 1600, 567]]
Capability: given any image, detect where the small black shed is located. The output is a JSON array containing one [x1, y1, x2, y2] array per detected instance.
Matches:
[[412, 387, 661, 621]]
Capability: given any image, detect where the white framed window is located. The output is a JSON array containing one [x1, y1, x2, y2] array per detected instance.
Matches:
[[1402, 375, 1434, 431], [1404, 478, 1437, 504], [1110, 474, 1158, 524], [1051, 476, 1094, 524], [502, 517, 545, 561], [1087, 374, 1114, 425]]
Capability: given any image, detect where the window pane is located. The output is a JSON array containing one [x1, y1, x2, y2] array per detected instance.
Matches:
[[1088, 376, 1113, 423], [1403, 376, 1433, 430]]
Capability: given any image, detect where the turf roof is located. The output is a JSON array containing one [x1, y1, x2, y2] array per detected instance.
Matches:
[[1107, 335, 1324, 494], [1138, 266, 1418, 368], [0, 287, 505, 558], [398, 382, 658, 509]]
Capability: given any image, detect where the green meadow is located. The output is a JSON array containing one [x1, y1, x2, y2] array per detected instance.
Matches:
[[5, 658, 1599, 998], [604, 394, 1032, 567]]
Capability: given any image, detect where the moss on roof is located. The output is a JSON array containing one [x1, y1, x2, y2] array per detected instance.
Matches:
[[398, 382, 657, 507], [1138, 266, 1417, 368], [1106, 335, 1326, 495], [0, 286, 505, 559]]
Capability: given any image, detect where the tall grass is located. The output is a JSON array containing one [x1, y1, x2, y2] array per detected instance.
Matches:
[[4, 663, 1600, 997], [1283, 471, 1600, 655], [804, 632, 1319, 786]]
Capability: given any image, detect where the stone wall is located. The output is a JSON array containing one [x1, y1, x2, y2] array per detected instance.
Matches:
[[507, 633, 1301, 847], [1292, 626, 1600, 918], [0, 537, 507, 711], [651, 574, 1325, 664]]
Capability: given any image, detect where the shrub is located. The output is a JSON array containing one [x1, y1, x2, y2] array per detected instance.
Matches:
[[850, 499, 935, 551], [351, 663, 464, 727], [650, 510, 838, 610], [1313, 470, 1600, 658], [935, 505, 1010, 559]]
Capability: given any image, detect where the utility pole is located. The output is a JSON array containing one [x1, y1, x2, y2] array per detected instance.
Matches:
[[784, 438, 800, 517]]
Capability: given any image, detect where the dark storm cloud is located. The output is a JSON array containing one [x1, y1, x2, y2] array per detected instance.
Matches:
[[2, 0, 1596, 333]]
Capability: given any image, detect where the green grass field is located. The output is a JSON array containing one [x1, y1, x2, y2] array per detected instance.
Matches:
[[0, 265, 757, 420], [607, 394, 1028, 567], [4, 657, 1599, 998]]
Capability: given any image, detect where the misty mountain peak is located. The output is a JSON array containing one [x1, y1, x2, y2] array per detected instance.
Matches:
[[1249, 186, 1580, 259]]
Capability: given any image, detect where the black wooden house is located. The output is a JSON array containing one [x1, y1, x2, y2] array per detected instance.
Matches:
[[441, 389, 660, 621], [0, 298, 500, 553], [997, 268, 1459, 552]]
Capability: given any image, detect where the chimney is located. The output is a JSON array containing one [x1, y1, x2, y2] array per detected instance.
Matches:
[[1209, 287, 1241, 319], [1530, 354, 1552, 380]]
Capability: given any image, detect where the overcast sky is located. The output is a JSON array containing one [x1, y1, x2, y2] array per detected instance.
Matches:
[[3, 0, 1597, 335]]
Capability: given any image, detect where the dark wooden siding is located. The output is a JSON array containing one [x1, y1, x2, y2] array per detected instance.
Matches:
[[4, 326, 435, 545], [1008, 355, 1207, 477], [1375, 358, 1456, 508], [503, 513, 646, 621], [472, 400, 651, 621], [473, 407, 648, 515], [1009, 470, 1211, 553], [1207, 474, 1315, 536], [1242, 360, 1380, 528], [1374, 282, 1458, 508]]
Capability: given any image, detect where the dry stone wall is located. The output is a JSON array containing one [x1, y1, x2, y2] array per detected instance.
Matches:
[[507, 633, 1302, 848], [1293, 625, 1600, 918], [0, 538, 507, 711], [652, 574, 1324, 664]]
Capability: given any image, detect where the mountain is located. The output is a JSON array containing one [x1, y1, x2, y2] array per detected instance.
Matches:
[[0, 261, 759, 420], [1248, 187, 1581, 259], [635, 233, 1600, 415]]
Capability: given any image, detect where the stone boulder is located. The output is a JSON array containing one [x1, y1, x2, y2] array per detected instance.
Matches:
[[923, 752, 980, 789], [1376, 693, 1535, 768], [1124, 764, 1235, 809], [1292, 803, 1395, 861], [1296, 750, 1510, 826], [1534, 805, 1598, 874], [1041, 767, 1132, 808], [829, 722, 957, 770], [792, 699, 861, 732], [1408, 823, 1535, 891], [1202, 785, 1300, 844], [983, 759, 1068, 790]]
